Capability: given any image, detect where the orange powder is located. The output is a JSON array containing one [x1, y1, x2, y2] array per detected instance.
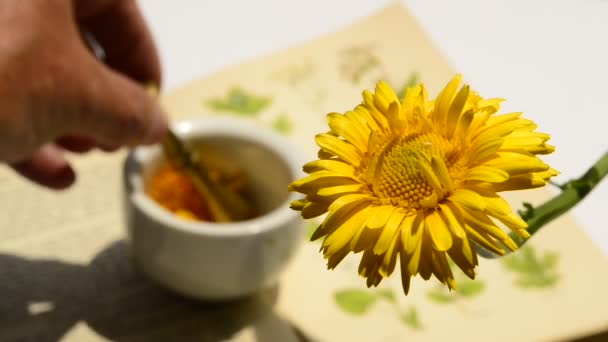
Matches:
[[146, 163, 211, 221]]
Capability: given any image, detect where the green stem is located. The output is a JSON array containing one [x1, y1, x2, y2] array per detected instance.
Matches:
[[516, 150, 608, 245]]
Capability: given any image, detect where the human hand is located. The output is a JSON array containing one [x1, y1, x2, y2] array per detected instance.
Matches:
[[0, 0, 167, 189]]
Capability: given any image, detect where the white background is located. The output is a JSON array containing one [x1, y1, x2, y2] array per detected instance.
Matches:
[[139, 0, 608, 255]]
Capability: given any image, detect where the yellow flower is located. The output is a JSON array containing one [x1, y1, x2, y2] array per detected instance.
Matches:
[[289, 75, 557, 294]]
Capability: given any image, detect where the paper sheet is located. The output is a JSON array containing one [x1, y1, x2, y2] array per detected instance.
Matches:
[[1, 4, 607, 341]]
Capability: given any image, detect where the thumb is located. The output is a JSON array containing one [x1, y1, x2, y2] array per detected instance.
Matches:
[[57, 54, 168, 147]]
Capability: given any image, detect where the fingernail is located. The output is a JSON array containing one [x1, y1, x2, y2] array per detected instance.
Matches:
[[143, 105, 168, 144]]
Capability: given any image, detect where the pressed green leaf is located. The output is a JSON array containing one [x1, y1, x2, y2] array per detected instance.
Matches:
[[376, 288, 396, 303], [334, 289, 377, 315], [206, 87, 271, 115], [456, 281, 484, 298], [272, 114, 292, 135], [501, 246, 561, 289], [400, 307, 422, 330], [426, 290, 454, 304]]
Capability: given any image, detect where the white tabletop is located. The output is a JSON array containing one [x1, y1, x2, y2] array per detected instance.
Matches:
[[139, 0, 608, 255]]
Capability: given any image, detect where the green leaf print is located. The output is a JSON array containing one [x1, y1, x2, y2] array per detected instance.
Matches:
[[426, 290, 455, 304], [376, 288, 396, 303], [456, 280, 484, 298], [400, 307, 422, 330], [271, 113, 292, 135], [426, 264, 485, 305], [334, 289, 377, 315], [206, 87, 271, 115], [501, 246, 560, 289], [338, 46, 382, 84]]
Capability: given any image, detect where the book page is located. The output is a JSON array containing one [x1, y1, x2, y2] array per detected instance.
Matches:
[[1, 4, 606, 341]]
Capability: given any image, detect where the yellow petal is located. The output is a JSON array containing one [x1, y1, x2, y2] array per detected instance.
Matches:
[[434, 251, 455, 289], [379, 231, 401, 277], [317, 184, 367, 198], [462, 210, 505, 236], [399, 252, 413, 295], [322, 206, 371, 255], [425, 210, 453, 251], [485, 112, 522, 127], [327, 113, 368, 152], [449, 189, 486, 211], [326, 244, 352, 269], [454, 110, 474, 144], [386, 101, 405, 134], [353, 105, 382, 132], [445, 85, 470, 138], [484, 152, 549, 175], [289, 198, 308, 211], [489, 212, 529, 235], [490, 169, 557, 192], [289, 171, 360, 194], [415, 156, 444, 198], [431, 155, 453, 192], [464, 224, 505, 256], [448, 235, 477, 271], [469, 137, 504, 163], [374, 81, 399, 112], [301, 201, 328, 219], [438, 203, 466, 239], [374, 210, 405, 254], [481, 192, 512, 217], [366, 205, 396, 229], [433, 74, 462, 127], [312, 195, 368, 241], [315, 133, 361, 165], [417, 234, 434, 280], [402, 214, 422, 254], [463, 166, 510, 183], [362, 91, 390, 132], [303, 159, 355, 175], [350, 223, 382, 253]]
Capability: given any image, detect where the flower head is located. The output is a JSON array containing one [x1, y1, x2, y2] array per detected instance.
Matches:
[[289, 75, 556, 294]]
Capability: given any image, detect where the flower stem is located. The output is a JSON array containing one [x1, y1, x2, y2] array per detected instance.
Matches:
[[516, 150, 608, 246]]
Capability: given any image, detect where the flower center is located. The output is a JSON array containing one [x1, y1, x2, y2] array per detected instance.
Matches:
[[372, 132, 456, 212]]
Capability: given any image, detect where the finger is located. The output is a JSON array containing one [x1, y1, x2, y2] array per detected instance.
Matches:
[[10, 144, 76, 190], [55, 135, 97, 153], [55, 134, 120, 153], [76, 0, 161, 85], [57, 47, 168, 147]]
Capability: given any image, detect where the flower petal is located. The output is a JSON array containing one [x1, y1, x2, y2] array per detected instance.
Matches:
[[463, 166, 510, 183], [445, 85, 470, 138], [464, 224, 505, 256], [327, 113, 368, 152], [301, 201, 329, 219], [433, 74, 461, 127], [317, 184, 367, 198], [425, 210, 453, 251], [483, 152, 549, 175], [374, 210, 405, 254], [366, 205, 395, 230], [431, 155, 453, 192], [438, 203, 466, 239], [322, 206, 372, 255], [379, 231, 401, 277], [288, 171, 360, 194], [402, 214, 422, 254], [399, 252, 413, 295], [315, 133, 361, 165], [449, 189, 486, 211]]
